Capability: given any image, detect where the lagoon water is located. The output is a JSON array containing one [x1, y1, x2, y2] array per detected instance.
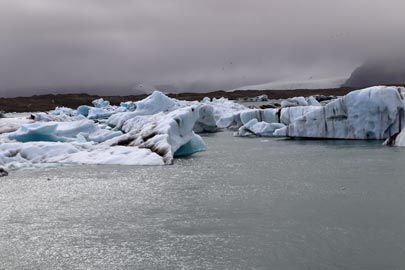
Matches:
[[1, 132, 405, 269]]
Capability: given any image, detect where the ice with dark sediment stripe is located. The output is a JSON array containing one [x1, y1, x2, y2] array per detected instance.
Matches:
[[275, 86, 405, 139]]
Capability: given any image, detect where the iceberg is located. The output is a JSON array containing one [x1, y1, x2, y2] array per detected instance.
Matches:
[[281, 96, 308, 107], [0, 141, 165, 170], [306, 96, 321, 106], [275, 86, 405, 139], [237, 119, 285, 137], [7, 120, 123, 143], [218, 108, 278, 130], [217, 106, 319, 131], [0, 92, 211, 169], [87, 107, 116, 120], [120, 101, 137, 111], [76, 105, 91, 117], [31, 112, 86, 122], [280, 106, 319, 125], [174, 133, 206, 157], [92, 98, 110, 108], [135, 91, 177, 115], [193, 105, 217, 133], [106, 106, 204, 164]]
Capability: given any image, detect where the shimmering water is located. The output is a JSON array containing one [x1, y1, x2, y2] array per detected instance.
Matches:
[[1, 132, 405, 269]]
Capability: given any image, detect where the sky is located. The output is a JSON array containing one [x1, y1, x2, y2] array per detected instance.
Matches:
[[0, 0, 405, 97]]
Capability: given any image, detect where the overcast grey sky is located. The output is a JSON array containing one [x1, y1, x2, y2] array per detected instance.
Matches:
[[0, 0, 404, 96]]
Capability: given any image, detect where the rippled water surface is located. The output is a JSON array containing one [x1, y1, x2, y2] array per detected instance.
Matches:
[[1, 132, 405, 269]]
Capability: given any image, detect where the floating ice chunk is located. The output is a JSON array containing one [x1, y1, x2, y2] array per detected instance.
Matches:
[[7, 120, 122, 143], [174, 132, 206, 157], [31, 112, 86, 122], [88, 106, 127, 120], [240, 109, 280, 125], [205, 97, 247, 123], [120, 101, 137, 111], [218, 108, 280, 130], [50, 107, 77, 116], [79, 129, 123, 143], [87, 108, 115, 120], [8, 122, 63, 142], [216, 113, 242, 130], [194, 105, 217, 133], [62, 145, 164, 166], [0, 142, 79, 169], [107, 111, 139, 130], [105, 105, 203, 164], [292, 97, 309, 106], [240, 95, 269, 102], [0, 142, 164, 170], [0, 117, 33, 134], [76, 105, 91, 117], [92, 98, 110, 108], [257, 94, 269, 101], [202, 97, 211, 103], [280, 106, 319, 125], [107, 92, 183, 129], [237, 119, 285, 137], [135, 91, 176, 115], [275, 86, 405, 139], [306, 96, 321, 106], [281, 96, 308, 107]]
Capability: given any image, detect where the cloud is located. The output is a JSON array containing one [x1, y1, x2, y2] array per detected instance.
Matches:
[[0, 0, 404, 96]]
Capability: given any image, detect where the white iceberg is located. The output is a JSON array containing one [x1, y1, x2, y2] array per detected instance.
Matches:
[[92, 98, 110, 108], [193, 105, 218, 133], [7, 120, 123, 143], [306, 96, 321, 106], [280, 106, 319, 125], [0, 93, 210, 169], [217, 106, 319, 131], [275, 86, 405, 139], [281, 96, 308, 107], [0, 142, 165, 170], [237, 119, 285, 137]]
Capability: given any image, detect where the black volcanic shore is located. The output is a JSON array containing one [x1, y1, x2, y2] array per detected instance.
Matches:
[[0, 88, 358, 113]]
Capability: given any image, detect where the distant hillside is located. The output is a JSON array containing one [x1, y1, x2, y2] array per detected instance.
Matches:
[[343, 60, 405, 87], [0, 88, 356, 113]]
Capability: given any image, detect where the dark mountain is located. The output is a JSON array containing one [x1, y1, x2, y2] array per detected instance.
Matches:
[[343, 59, 405, 87]]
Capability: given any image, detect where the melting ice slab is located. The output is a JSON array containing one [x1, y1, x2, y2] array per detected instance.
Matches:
[[275, 86, 405, 139]]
